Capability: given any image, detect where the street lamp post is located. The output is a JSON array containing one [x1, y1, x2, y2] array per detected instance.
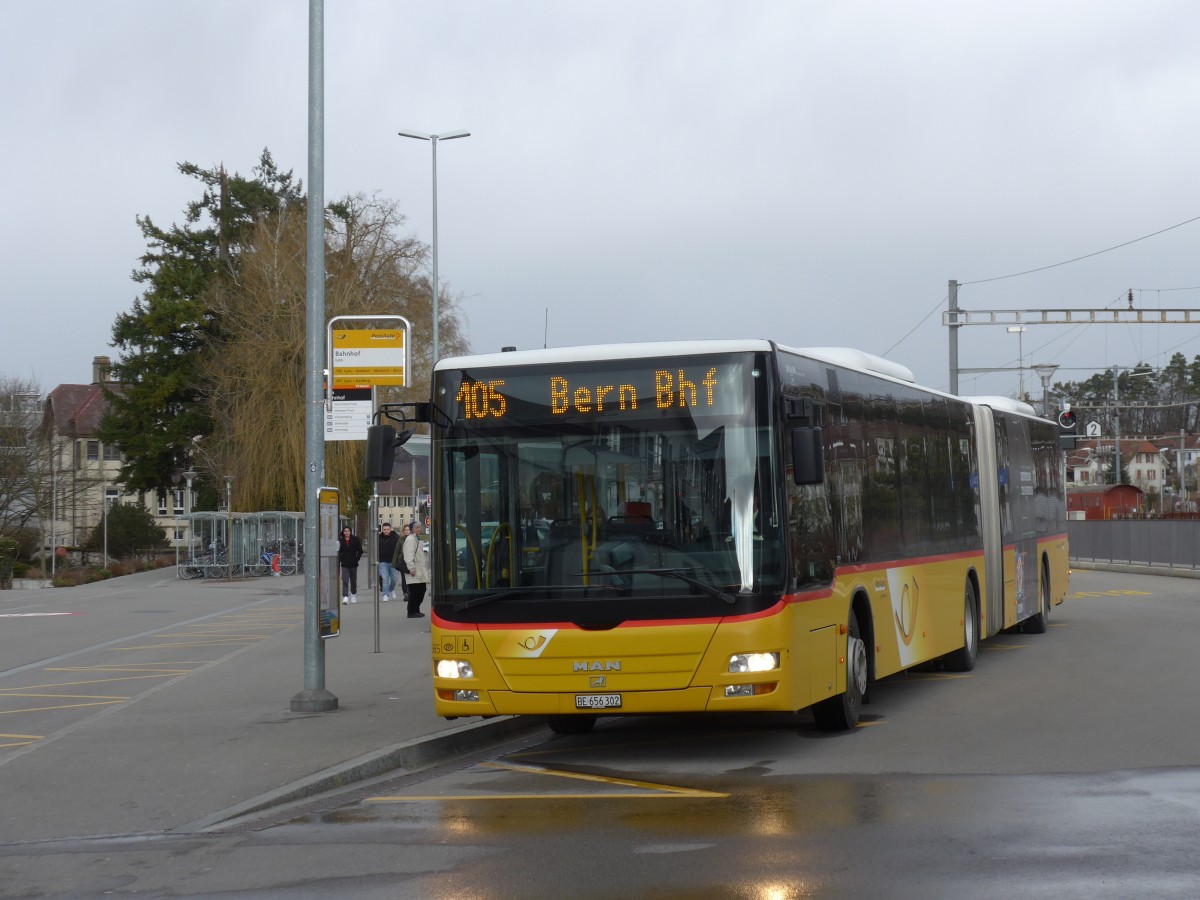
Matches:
[[224, 475, 234, 581], [1006, 326, 1027, 400], [397, 127, 470, 362], [1031, 363, 1059, 418], [102, 488, 109, 570]]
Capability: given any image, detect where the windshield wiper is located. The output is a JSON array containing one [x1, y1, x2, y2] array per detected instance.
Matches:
[[605, 568, 738, 605], [452, 568, 739, 611], [451, 585, 563, 612]]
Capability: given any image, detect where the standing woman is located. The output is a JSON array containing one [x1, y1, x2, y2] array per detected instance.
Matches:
[[338, 526, 363, 605], [402, 521, 429, 618]]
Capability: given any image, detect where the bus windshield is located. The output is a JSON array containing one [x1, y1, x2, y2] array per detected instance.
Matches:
[[432, 352, 786, 623]]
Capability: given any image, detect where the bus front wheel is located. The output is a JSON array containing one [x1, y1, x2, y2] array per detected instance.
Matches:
[[812, 610, 866, 731], [547, 714, 597, 735]]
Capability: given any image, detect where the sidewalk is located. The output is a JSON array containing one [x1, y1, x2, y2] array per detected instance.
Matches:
[[0, 570, 542, 843]]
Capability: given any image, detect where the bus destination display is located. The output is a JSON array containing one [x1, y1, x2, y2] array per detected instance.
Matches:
[[447, 361, 746, 426]]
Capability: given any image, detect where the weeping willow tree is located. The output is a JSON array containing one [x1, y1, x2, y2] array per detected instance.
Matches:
[[201, 193, 469, 512]]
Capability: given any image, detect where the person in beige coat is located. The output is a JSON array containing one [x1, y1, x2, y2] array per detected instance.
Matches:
[[402, 521, 430, 618]]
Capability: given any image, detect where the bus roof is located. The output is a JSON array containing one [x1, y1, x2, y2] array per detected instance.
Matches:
[[435, 341, 913, 380], [961, 395, 1040, 417], [434, 340, 775, 371], [434, 340, 1052, 422]]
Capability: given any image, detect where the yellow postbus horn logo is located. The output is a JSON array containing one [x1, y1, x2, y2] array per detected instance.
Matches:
[[894, 579, 919, 646], [518, 635, 548, 652]]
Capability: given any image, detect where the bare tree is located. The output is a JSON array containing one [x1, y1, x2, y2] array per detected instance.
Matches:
[[200, 193, 469, 512], [0, 377, 43, 535]]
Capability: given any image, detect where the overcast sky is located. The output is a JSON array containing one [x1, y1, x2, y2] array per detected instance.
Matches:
[[3, 1, 1198, 403]]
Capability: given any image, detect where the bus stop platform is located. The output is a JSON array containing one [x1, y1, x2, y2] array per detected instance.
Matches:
[[0, 568, 544, 844]]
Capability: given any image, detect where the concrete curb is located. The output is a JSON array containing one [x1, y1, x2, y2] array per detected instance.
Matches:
[[178, 714, 546, 832], [1070, 560, 1200, 579]]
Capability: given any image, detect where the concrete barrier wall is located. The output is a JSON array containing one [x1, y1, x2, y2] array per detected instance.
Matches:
[[1068, 519, 1200, 570]]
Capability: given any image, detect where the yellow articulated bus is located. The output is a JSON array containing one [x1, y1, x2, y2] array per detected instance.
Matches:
[[428, 341, 1068, 734]]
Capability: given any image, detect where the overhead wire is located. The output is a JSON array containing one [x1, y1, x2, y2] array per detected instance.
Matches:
[[880, 215, 1200, 369], [960, 215, 1200, 285]]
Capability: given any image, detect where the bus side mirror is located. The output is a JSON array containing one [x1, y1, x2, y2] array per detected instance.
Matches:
[[365, 425, 397, 481], [791, 426, 825, 486]]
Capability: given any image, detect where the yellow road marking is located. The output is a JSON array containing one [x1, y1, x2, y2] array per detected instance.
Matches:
[[110, 640, 264, 650], [188, 628, 302, 633], [0, 737, 42, 748], [49, 666, 198, 673], [370, 792, 714, 801], [366, 761, 726, 802], [483, 760, 727, 795], [0, 692, 129, 700], [1071, 589, 1152, 598], [7, 675, 184, 689], [0, 700, 125, 715], [0, 732, 42, 740]]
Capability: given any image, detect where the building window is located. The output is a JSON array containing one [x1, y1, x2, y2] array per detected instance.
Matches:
[[103, 443, 121, 461], [174, 490, 184, 515], [87, 441, 99, 461]]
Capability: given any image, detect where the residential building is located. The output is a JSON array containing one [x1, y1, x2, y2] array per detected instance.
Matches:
[[41, 355, 189, 552], [1066, 484, 1144, 520]]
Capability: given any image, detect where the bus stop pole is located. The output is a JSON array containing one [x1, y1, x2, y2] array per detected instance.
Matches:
[[291, 0, 337, 712]]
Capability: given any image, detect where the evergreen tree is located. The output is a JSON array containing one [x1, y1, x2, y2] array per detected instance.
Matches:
[[99, 150, 301, 495], [86, 503, 168, 559]]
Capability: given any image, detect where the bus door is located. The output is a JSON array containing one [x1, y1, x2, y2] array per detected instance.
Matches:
[[973, 405, 1004, 636], [993, 414, 1038, 625]]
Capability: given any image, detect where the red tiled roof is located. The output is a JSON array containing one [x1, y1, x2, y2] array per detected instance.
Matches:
[[44, 383, 122, 438]]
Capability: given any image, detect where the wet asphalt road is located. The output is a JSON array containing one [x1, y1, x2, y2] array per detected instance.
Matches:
[[6, 568, 1200, 898]]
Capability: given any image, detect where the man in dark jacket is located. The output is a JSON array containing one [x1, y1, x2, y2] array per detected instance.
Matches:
[[338, 527, 364, 604], [377, 522, 401, 602]]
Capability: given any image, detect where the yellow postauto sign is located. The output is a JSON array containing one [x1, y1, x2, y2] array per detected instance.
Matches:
[[332, 329, 406, 386]]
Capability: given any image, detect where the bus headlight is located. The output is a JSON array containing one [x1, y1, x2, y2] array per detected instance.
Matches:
[[728, 652, 779, 674], [436, 659, 475, 679]]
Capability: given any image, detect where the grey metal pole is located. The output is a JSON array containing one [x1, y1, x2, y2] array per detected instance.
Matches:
[[1182, 429, 1187, 505], [1017, 329, 1024, 400], [292, 0, 337, 713], [50, 445, 56, 578], [948, 280, 959, 394], [1113, 367, 1121, 486], [371, 490, 380, 653], [225, 476, 234, 581], [397, 129, 468, 363], [430, 135, 440, 363], [182, 470, 195, 564]]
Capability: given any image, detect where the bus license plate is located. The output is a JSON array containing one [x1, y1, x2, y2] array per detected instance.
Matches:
[[575, 694, 621, 710]]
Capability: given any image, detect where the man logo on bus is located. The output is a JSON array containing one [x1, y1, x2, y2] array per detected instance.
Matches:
[[894, 578, 920, 647]]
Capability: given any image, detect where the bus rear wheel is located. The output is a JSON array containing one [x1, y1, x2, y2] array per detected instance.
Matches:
[[547, 714, 597, 735], [812, 610, 866, 731], [943, 579, 979, 672], [1024, 563, 1050, 634]]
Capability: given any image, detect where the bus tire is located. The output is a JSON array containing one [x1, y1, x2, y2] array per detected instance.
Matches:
[[943, 579, 979, 672], [1024, 563, 1050, 634], [547, 714, 597, 735], [812, 609, 866, 731]]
